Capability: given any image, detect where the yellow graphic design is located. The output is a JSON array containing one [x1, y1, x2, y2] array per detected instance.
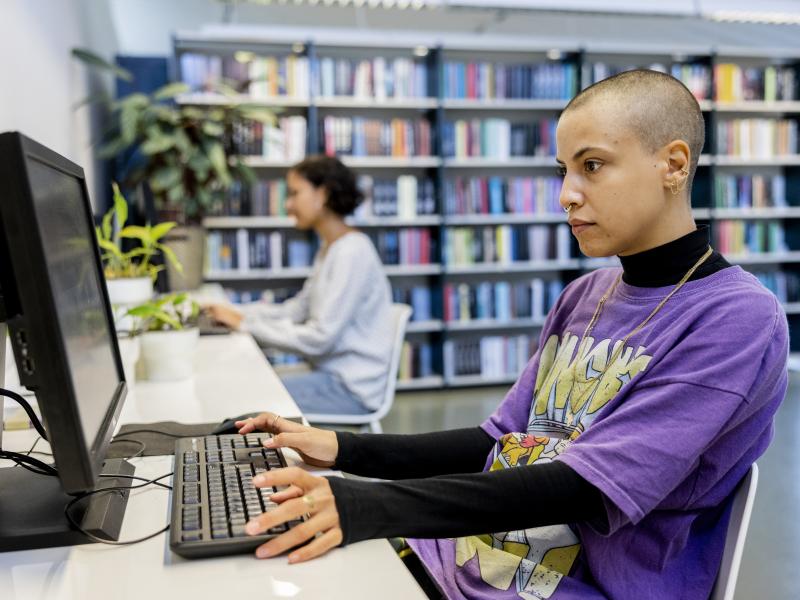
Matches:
[[456, 333, 652, 599]]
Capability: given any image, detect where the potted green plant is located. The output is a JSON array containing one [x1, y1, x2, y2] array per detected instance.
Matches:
[[97, 182, 182, 331], [127, 293, 201, 381], [73, 49, 273, 290]]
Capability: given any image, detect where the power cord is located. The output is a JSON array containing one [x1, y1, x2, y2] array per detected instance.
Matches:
[[0, 387, 48, 441]]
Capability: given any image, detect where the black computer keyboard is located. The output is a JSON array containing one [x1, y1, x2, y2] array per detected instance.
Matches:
[[170, 433, 305, 558]]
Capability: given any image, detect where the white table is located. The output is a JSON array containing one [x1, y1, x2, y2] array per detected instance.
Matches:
[[0, 333, 425, 599]]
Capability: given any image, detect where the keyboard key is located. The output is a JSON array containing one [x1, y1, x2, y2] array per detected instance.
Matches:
[[231, 524, 248, 537], [182, 532, 202, 542], [212, 529, 229, 539]]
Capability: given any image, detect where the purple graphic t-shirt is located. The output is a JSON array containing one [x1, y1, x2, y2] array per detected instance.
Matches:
[[409, 266, 788, 600]]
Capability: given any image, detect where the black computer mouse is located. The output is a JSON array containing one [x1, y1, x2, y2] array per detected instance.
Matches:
[[210, 411, 262, 435]]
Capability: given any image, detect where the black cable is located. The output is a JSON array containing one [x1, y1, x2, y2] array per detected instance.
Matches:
[[108, 438, 146, 458], [98, 472, 173, 490], [64, 471, 174, 546], [114, 428, 186, 438], [0, 450, 58, 476], [0, 387, 47, 441]]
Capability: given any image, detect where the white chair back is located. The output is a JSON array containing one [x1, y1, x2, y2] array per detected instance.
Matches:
[[305, 303, 412, 433], [709, 463, 759, 600]]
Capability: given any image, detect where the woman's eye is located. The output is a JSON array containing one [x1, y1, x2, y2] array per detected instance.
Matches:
[[585, 160, 602, 173], [556, 165, 567, 177]]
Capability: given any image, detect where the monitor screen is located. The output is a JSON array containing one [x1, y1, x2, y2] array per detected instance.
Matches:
[[0, 132, 126, 495], [27, 159, 121, 443]]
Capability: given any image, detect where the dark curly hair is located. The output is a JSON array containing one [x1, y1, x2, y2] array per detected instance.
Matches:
[[289, 155, 364, 217]]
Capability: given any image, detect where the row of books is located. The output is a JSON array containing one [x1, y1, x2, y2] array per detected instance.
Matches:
[[212, 179, 289, 217], [393, 286, 438, 322], [366, 229, 436, 266], [206, 230, 315, 272], [444, 335, 535, 379], [585, 62, 711, 101], [314, 56, 428, 99], [441, 61, 577, 101], [715, 64, 797, 103], [715, 119, 798, 158], [179, 52, 311, 99], [444, 176, 563, 216], [752, 271, 800, 304], [713, 174, 788, 210], [444, 224, 573, 266], [398, 341, 436, 381], [442, 119, 557, 159], [321, 116, 432, 157], [443, 279, 565, 323], [713, 220, 788, 255], [354, 175, 437, 219], [232, 117, 307, 161]]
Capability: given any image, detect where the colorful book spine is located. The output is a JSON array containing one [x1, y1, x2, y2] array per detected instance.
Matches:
[[443, 335, 536, 379], [315, 56, 428, 99], [444, 176, 563, 215], [713, 220, 788, 255], [443, 224, 572, 266], [715, 119, 799, 157], [205, 230, 316, 272], [442, 278, 564, 323], [366, 229, 436, 265], [751, 271, 800, 303], [586, 62, 711, 101], [398, 341, 436, 380], [714, 64, 798, 103], [442, 118, 557, 158], [232, 116, 307, 161], [442, 61, 577, 100], [355, 175, 437, 218], [322, 117, 432, 157], [713, 174, 787, 209]]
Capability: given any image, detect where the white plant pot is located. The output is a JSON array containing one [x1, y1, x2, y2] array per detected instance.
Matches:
[[106, 277, 154, 334], [116, 335, 141, 385], [139, 327, 199, 382]]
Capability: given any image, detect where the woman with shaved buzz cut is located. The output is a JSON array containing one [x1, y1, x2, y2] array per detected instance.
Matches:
[[233, 70, 789, 600]]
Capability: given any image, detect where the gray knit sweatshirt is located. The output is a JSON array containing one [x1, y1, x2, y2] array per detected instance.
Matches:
[[239, 231, 393, 411]]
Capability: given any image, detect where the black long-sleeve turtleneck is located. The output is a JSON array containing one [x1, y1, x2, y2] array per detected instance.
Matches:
[[327, 227, 733, 546]]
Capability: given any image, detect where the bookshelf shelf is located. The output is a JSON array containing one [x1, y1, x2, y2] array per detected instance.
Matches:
[[348, 216, 442, 227], [698, 155, 713, 167], [693, 209, 712, 219], [315, 97, 437, 109], [205, 267, 313, 280], [444, 213, 566, 225], [384, 264, 443, 276], [444, 260, 581, 275], [339, 156, 442, 169], [698, 100, 714, 112], [441, 99, 568, 111], [714, 101, 800, 114], [406, 320, 444, 333], [443, 157, 557, 169], [725, 251, 800, 265], [445, 318, 546, 332], [581, 257, 621, 269], [714, 156, 800, 167], [712, 207, 800, 220], [176, 93, 310, 108], [242, 157, 299, 169], [446, 374, 518, 387], [396, 376, 445, 391], [204, 216, 296, 229], [782, 303, 800, 315]]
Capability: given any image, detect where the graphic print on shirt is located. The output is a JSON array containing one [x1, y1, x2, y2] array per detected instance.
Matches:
[[455, 332, 653, 599]]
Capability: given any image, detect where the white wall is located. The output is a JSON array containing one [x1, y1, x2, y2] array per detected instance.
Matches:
[[0, 0, 118, 207]]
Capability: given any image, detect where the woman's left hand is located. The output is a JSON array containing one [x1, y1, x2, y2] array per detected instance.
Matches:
[[246, 467, 343, 563]]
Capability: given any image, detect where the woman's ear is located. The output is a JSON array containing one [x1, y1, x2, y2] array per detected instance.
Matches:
[[663, 140, 691, 195]]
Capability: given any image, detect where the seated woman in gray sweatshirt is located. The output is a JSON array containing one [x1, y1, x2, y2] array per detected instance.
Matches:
[[207, 156, 393, 415]]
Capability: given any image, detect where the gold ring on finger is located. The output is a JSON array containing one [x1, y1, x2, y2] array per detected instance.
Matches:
[[269, 414, 281, 430], [302, 494, 316, 512]]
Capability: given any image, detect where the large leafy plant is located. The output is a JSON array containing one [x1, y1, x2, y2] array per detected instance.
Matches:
[[73, 49, 273, 223], [127, 293, 200, 332], [96, 183, 182, 281]]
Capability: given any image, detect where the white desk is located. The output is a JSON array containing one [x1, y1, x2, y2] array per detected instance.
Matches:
[[0, 333, 425, 599]]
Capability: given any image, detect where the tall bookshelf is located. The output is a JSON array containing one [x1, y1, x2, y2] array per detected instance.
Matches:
[[172, 29, 800, 387]]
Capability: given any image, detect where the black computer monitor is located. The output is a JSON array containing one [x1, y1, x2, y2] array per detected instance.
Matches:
[[0, 132, 132, 551]]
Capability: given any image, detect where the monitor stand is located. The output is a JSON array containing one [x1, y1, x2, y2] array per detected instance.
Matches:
[[0, 325, 135, 552]]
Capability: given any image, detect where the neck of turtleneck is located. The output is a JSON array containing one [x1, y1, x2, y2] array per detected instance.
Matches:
[[618, 226, 732, 287]]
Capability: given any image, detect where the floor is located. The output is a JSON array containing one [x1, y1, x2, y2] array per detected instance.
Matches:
[[382, 373, 800, 600]]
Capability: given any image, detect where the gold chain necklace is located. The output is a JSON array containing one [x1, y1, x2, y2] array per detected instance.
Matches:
[[568, 245, 714, 410]]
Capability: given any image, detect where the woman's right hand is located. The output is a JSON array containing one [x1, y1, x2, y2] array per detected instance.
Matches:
[[236, 412, 338, 468]]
